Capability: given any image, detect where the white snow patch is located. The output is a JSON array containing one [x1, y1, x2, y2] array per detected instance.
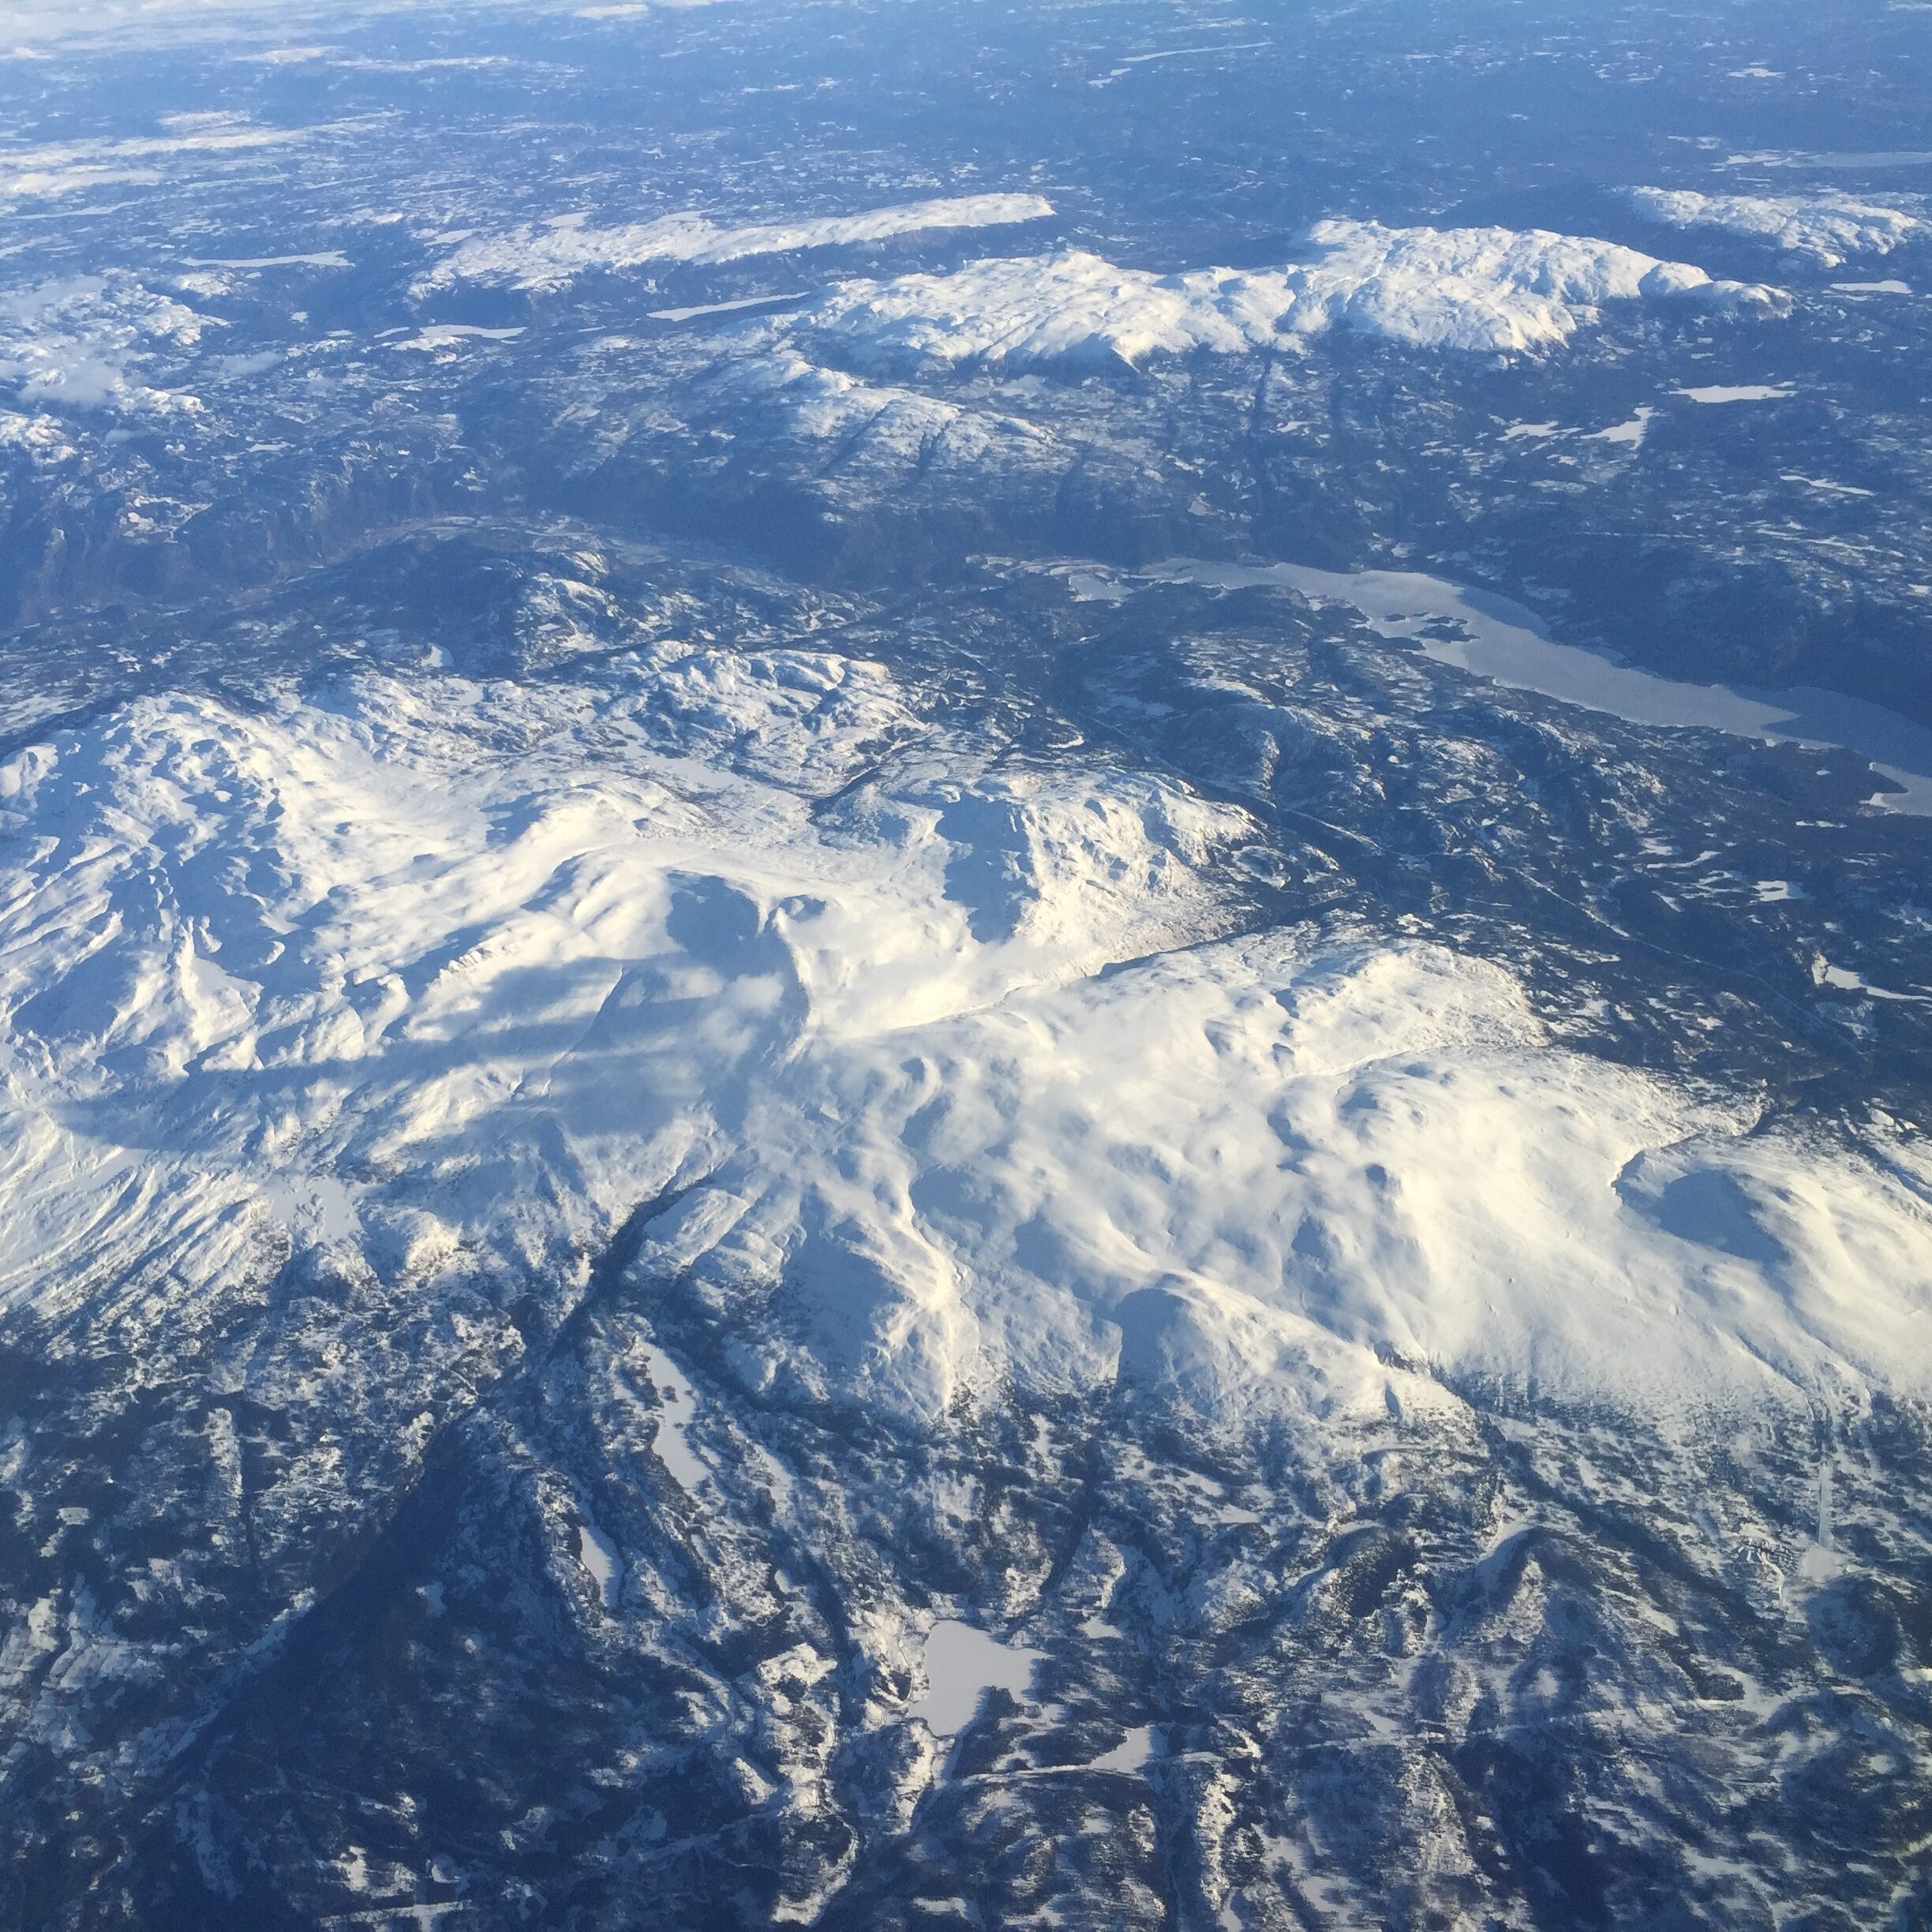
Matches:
[[1064, 569, 1132, 602], [1799, 1454, 1847, 1582], [234, 43, 333, 64], [1121, 40, 1270, 65]]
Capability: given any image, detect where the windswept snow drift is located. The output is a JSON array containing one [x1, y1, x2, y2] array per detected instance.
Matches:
[[1, 646, 1924, 1438], [792, 220, 1788, 371]]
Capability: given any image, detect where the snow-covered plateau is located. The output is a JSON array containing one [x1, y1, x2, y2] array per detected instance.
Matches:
[[791, 221, 1790, 371], [1631, 187, 1930, 267], [5, 652, 1923, 1428], [416, 193, 1058, 295]]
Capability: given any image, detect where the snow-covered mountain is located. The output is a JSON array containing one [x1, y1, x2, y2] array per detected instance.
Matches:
[[1631, 188, 1929, 268], [791, 222, 1788, 373], [2, 0, 1930, 1926], [8, 638, 1921, 1431], [4, 560, 1930, 1925]]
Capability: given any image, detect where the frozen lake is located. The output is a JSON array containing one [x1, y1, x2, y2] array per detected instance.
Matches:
[[1148, 558, 1932, 817], [638, 1339, 707, 1496], [911, 1619, 1042, 1736]]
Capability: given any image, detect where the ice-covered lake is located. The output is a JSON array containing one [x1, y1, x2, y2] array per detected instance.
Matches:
[[1148, 558, 1932, 815]]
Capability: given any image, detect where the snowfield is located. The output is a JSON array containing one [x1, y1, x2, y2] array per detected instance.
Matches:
[[2, 638, 1925, 1452]]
